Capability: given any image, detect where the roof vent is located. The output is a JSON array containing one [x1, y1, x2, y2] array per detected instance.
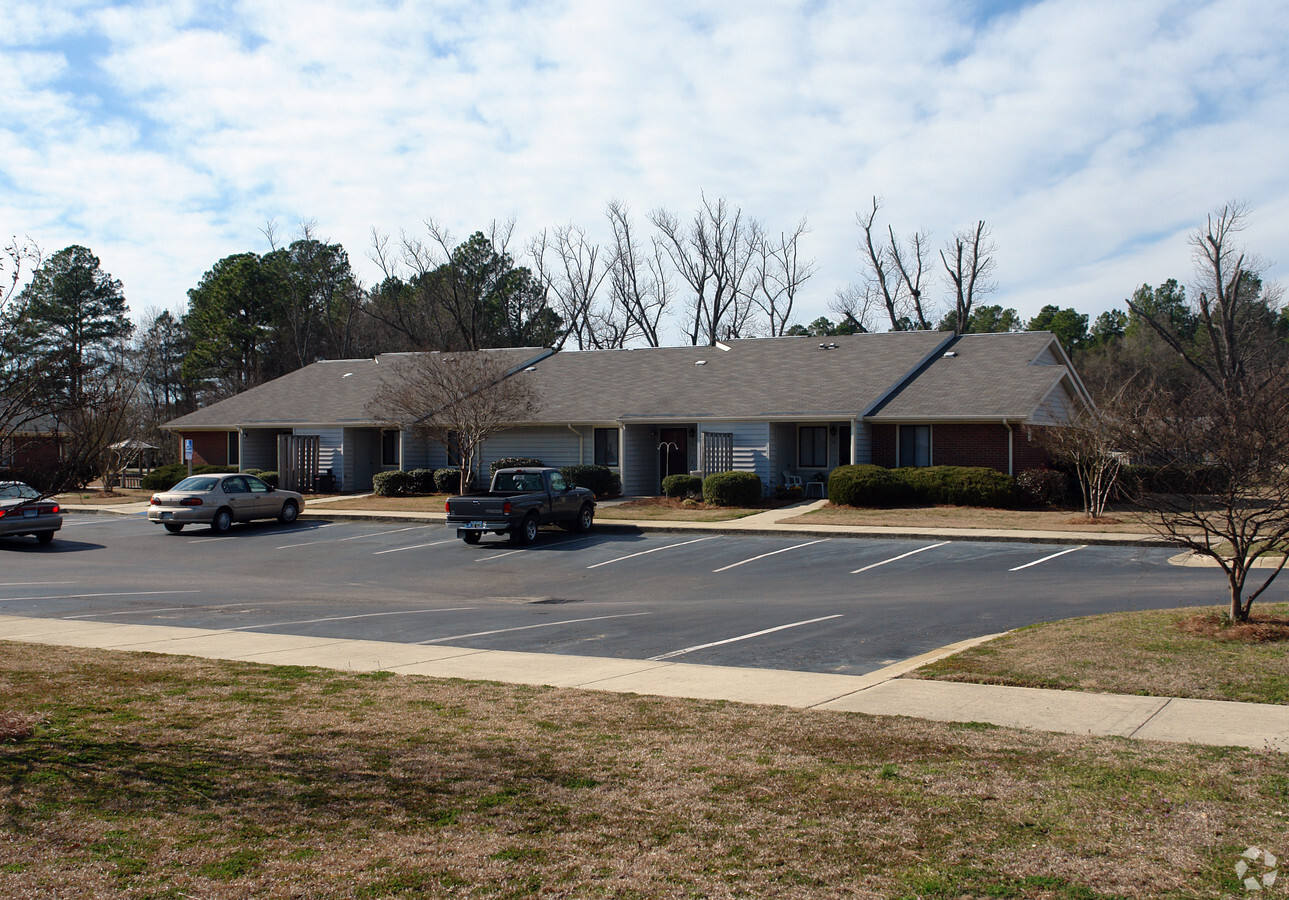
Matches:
[[715, 341, 732, 352], [943, 351, 958, 358], [829, 342, 838, 349], [695, 360, 707, 366], [525, 366, 536, 371], [343, 372, 353, 378]]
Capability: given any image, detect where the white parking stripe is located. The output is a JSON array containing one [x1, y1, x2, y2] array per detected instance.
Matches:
[[712, 539, 828, 573], [648, 614, 844, 661], [475, 536, 600, 562], [418, 612, 651, 645], [851, 541, 950, 574], [586, 537, 717, 569], [237, 606, 476, 630], [373, 538, 460, 555], [1009, 545, 1087, 572], [0, 582, 78, 587], [276, 524, 431, 550], [0, 590, 201, 604]]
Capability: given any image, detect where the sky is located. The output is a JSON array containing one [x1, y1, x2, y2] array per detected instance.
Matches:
[[3, 0, 1288, 343]]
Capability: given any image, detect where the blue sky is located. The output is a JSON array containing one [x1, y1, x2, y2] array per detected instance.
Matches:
[[3, 0, 1287, 339]]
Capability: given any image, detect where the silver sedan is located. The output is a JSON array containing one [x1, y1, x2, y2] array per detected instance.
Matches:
[[148, 473, 303, 534], [0, 482, 62, 545]]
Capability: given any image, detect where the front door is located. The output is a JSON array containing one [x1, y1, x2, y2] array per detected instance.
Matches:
[[657, 428, 688, 492]]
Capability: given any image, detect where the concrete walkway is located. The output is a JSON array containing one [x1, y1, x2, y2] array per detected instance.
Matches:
[[2, 612, 1284, 751], [41, 497, 1286, 752]]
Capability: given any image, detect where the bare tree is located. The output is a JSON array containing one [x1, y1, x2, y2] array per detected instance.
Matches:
[[940, 220, 997, 333], [367, 351, 541, 494], [1123, 373, 1289, 623], [605, 200, 672, 347], [1127, 201, 1285, 400], [846, 198, 932, 331], [1033, 391, 1127, 519], [528, 224, 611, 350], [650, 195, 758, 345], [0, 236, 46, 450], [751, 218, 817, 336]]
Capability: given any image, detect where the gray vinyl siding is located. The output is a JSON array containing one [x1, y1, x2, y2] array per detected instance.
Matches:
[[341, 429, 356, 492], [703, 421, 770, 492], [1031, 385, 1075, 426], [240, 429, 282, 470], [400, 428, 429, 471], [480, 427, 586, 473]]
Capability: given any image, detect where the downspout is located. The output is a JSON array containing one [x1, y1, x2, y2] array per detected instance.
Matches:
[[1004, 421, 1014, 476], [567, 424, 584, 464]]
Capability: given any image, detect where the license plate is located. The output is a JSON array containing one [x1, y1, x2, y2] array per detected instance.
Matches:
[[23, 508, 37, 518], [467, 521, 486, 529], [161, 511, 173, 520]]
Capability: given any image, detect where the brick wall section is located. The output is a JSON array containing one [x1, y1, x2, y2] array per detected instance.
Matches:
[[10, 436, 62, 469], [179, 431, 229, 467], [867, 423, 1051, 474]]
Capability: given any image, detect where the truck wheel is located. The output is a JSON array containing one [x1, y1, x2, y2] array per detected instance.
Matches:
[[511, 514, 539, 545], [573, 504, 594, 533], [462, 531, 481, 544]]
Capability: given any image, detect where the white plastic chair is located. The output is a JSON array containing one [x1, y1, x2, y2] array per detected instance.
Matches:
[[783, 471, 804, 489]]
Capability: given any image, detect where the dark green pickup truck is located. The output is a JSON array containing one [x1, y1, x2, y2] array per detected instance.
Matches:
[[445, 467, 596, 545]]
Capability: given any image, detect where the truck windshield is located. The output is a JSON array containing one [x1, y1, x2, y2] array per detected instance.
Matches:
[[494, 472, 543, 492]]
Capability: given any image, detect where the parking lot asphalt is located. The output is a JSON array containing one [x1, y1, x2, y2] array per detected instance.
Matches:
[[5, 500, 1284, 751]]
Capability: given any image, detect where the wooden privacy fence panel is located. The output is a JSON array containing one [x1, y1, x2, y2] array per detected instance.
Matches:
[[701, 432, 734, 479], [277, 434, 320, 493]]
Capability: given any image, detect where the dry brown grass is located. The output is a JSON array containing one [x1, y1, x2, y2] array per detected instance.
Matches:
[[596, 496, 773, 521], [54, 487, 153, 505], [785, 502, 1175, 533], [1, 642, 1285, 899], [310, 493, 452, 512], [916, 603, 1289, 704]]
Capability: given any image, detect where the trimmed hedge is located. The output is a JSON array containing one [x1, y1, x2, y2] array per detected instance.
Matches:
[[434, 467, 465, 493], [491, 457, 544, 475], [140, 463, 239, 492], [827, 465, 912, 508], [372, 470, 415, 497], [406, 468, 436, 494], [702, 471, 762, 507], [560, 464, 619, 498], [257, 470, 279, 488], [827, 464, 1020, 508], [662, 473, 703, 498]]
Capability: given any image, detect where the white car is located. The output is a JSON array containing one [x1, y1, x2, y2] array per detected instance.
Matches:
[[148, 473, 303, 534]]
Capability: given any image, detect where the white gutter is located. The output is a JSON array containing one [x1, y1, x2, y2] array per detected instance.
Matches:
[[1004, 421, 1013, 476], [566, 424, 584, 464]]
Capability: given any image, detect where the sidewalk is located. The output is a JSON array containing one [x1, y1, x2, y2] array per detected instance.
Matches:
[[2, 612, 1283, 751]]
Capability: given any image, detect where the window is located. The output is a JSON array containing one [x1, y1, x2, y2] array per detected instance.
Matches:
[[381, 430, 399, 467], [549, 472, 567, 492], [594, 428, 619, 467], [798, 426, 828, 468], [227, 431, 239, 466], [898, 425, 931, 467]]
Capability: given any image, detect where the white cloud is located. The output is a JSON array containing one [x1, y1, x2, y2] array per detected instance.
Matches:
[[2, 0, 1286, 336]]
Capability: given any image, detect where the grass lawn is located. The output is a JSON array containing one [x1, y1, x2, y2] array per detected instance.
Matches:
[[55, 487, 153, 505], [310, 493, 452, 512], [1, 643, 1286, 899], [783, 502, 1170, 533], [596, 497, 774, 521], [914, 603, 1289, 704]]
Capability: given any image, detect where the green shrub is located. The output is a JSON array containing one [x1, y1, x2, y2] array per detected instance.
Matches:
[[900, 466, 1019, 508], [141, 463, 239, 492], [372, 470, 415, 497], [434, 467, 464, 493], [242, 468, 263, 477], [257, 470, 279, 488], [491, 457, 544, 475], [407, 468, 437, 493], [1016, 468, 1071, 508], [560, 465, 619, 498], [827, 465, 912, 507], [662, 473, 703, 498], [702, 471, 762, 506]]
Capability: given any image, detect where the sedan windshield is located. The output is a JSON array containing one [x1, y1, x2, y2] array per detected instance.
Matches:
[[171, 476, 221, 492]]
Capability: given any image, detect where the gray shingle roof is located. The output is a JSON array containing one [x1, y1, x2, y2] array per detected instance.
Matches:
[[164, 348, 550, 429], [866, 331, 1077, 422], [522, 331, 952, 422], [164, 332, 1083, 430]]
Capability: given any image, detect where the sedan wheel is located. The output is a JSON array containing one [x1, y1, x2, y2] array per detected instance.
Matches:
[[164, 523, 184, 534], [279, 499, 299, 523], [36, 531, 54, 545], [211, 508, 233, 534]]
